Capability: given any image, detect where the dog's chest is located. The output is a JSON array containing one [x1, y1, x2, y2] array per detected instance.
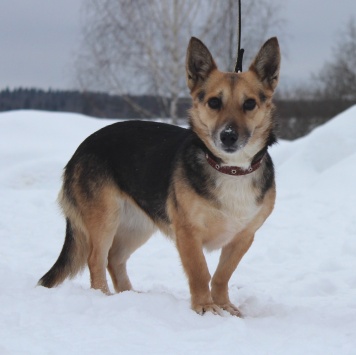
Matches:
[[203, 175, 261, 250], [217, 174, 258, 211]]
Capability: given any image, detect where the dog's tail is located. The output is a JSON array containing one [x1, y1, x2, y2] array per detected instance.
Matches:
[[38, 218, 88, 288], [38, 191, 89, 288]]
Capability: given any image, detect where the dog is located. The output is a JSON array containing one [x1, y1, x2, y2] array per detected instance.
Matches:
[[38, 36, 280, 316]]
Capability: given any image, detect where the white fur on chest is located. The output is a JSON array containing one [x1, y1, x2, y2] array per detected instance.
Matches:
[[216, 174, 259, 216], [204, 173, 261, 250]]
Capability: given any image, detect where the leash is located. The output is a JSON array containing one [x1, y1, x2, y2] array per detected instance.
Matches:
[[234, 0, 244, 73]]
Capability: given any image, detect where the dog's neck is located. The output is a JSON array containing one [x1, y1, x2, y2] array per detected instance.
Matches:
[[205, 148, 267, 176]]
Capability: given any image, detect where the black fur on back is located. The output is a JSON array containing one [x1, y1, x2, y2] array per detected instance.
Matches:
[[64, 121, 214, 223]]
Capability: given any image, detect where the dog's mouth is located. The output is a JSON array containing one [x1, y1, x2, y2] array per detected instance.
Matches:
[[214, 125, 250, 154]]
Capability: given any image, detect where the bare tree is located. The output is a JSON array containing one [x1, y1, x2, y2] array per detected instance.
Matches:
[[76, 0, 283, 122], [313, 17, 356, 100]]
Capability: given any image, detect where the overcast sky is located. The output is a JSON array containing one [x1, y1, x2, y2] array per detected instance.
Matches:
[[0, 0, 355, 92]]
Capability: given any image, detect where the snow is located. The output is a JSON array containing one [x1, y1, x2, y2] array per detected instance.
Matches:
[[1, 108, 356, 354]]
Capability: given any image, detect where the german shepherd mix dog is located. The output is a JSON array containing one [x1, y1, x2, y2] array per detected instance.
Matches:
[[39, 37, 280, 316]]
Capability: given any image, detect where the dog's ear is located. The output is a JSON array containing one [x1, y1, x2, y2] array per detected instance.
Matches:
[[186, 37, 217, 92], [249, 37, 280, 91]]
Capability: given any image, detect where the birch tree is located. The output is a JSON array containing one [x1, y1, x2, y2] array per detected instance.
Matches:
[[76, 0, 282, 122]]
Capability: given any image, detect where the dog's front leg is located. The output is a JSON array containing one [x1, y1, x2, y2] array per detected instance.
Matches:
[[175, 228, 222, 315], [211, 232, 255, 317]]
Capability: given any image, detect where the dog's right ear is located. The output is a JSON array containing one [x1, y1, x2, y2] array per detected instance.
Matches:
[[249, 37, 280, 92], [186, 37, 217, 92]]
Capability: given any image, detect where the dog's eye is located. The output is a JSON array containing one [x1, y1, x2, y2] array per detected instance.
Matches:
[[243, 99, 256, 111], [207, 97, 222, 110]]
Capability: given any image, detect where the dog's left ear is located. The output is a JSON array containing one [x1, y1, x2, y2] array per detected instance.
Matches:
[[186, 37, 217, 92], [249, 37, 280, 91]]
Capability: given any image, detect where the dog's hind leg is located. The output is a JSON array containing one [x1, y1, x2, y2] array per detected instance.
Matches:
[[107, 235, 133, 293], [82, 186, 121, 295], [107, 199, 157, 293]]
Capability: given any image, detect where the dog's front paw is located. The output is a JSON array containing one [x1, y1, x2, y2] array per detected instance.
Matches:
[[193, 303, 223, 316], [218, 302, 242, 317]]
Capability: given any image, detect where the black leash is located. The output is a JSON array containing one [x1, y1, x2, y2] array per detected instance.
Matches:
[[234, 0, 244, 73]]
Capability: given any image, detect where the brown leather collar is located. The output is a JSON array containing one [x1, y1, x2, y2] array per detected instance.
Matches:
[[205, 152, 265, 176]]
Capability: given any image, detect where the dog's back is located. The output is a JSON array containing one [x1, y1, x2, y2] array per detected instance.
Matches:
[[63, 121, 192, 222]]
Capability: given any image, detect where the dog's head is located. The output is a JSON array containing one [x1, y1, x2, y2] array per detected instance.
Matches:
[[186, 37, 280, 167]]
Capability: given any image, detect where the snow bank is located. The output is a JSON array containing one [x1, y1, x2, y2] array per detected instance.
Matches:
[[0, 108, 356, 354]]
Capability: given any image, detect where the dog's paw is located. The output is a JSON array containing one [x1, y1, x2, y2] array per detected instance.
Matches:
[[193, 303, 223, 316], [219, 302, 243, 317]]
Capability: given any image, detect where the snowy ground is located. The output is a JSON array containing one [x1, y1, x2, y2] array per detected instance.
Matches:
[[1, 108, 356, 354]]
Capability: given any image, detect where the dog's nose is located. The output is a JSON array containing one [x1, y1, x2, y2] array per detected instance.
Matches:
[[220, 127, 238, 148]]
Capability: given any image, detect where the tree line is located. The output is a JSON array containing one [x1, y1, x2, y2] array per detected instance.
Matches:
[[1, 87, 354, 140], [0, 88, 166, 118]]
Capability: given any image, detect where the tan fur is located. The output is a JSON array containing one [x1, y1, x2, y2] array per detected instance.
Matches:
[[39, 37, 280, 317], [59, 180, 158, 294]]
